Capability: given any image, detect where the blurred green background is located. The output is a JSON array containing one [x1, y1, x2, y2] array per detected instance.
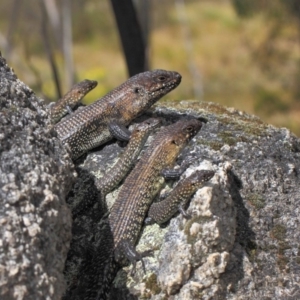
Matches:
[[1, 0, 299, 135]]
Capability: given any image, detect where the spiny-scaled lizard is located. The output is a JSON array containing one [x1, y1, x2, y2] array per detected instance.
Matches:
[[54, 69, 181, 159], [64, 118, 202, 300], [71, 117, 161, 217], [109, 118, 203, 270], [50, 79, 98, 124], [145, 169, 215, 225]]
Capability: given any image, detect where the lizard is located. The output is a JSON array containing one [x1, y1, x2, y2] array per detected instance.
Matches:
[[71, 117, 161, 218], [145, 169, 215, 225], [54, 69, 182, 159], [63, 118, 202, 300], [50, 79, 98, 124], [108, 118, 203, 271]]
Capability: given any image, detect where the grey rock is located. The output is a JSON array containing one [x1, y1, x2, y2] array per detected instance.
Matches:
[[65, 101, 300, 300], [0, 54, 75, 300], [2, 54, 299, 299]]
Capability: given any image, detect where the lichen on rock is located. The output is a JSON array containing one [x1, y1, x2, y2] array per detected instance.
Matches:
[[104, 103, 300, 299], [2, 53, 300, 300], [0, 54, 75, 300], [111, 161, 235, 299]]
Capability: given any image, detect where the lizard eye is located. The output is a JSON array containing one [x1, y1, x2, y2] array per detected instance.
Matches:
[[157, 75, 166, 81], [185, 125, 194, 133]]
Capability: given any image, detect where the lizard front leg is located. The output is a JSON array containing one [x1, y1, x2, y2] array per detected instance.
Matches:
[[161, 156, 195, 179], [108, 121, 131, 141]]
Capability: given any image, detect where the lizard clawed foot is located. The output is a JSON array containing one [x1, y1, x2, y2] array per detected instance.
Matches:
[[117, 241, 153, 276], [178, 204, 192, 219], [144, 216, 155, 225], [130, 249, 153, 276]]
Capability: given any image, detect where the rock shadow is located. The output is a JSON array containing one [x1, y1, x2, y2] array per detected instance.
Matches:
[[218, 169, 256, 296], [63, 164, 134, 299]]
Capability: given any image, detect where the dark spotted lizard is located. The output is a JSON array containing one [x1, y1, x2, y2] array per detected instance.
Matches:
[[50, 79, 97, 124], [146, 169, 215, 225], [109, 118, 203, 270], [54, 70, 181, 159], [72, 117, 161, 217]]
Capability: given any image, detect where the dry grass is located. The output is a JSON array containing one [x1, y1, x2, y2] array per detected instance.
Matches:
[[3, 0, 300, 136]]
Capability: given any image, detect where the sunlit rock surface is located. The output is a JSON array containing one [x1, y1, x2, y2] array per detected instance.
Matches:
[[67, 102, 300, 299], [0, 55, 75, 300], [1, 54, 299, 299]]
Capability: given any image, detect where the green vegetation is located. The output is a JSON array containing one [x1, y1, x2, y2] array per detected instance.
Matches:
[[1, 0, 299, 135], [184, 215, 211, 245], [297, 246, 300, 265], [246, 239, 258, 263], [143, 273, 162, 296], [270, 223, 291, 271], [197, 138, 224, 151], [247, 193, 266, 209], [271, 224, 287, 240]]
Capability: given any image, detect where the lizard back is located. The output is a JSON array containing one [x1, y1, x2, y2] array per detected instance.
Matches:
[[147, 169, 215, 224], [108, 118, 202, 260]]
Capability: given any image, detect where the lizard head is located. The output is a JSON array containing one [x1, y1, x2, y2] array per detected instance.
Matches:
[[170, 118, 203, 147], [133, 117, 162, 133], [154, 118, 202, 166], [122, 70, 181, 114], [131, 69, 181, 99], [189, 169, 215, 187], [69, 79, 98, 100]]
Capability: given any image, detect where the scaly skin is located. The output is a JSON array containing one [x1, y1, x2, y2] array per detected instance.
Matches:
[[96, 118, 161, 200], [64, 119, 202, 300], [54, 70, 181, 159], [146, 169, 215, 225], [108, 118, 203, 267], [72, 117, 161, 217], [50, 79, 97, 124]]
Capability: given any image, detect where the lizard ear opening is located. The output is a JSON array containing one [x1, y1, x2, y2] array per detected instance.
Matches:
[[134, 87, 141, 94]]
